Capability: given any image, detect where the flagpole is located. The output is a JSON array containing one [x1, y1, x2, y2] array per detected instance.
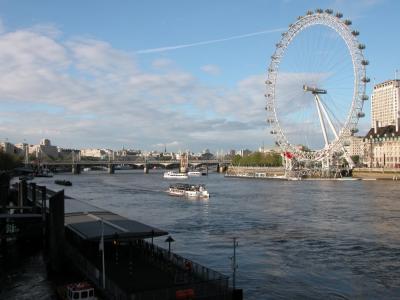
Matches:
[[101, 219, 106, 289]]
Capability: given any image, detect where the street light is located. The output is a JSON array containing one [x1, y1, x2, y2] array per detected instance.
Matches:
[[165, 236, 175, 254]]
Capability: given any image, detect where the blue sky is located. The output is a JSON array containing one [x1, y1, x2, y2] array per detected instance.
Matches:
[[0, 0, 398, 152]]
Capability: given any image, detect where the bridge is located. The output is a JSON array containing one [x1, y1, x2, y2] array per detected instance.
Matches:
[[33, 159, 232, 174]]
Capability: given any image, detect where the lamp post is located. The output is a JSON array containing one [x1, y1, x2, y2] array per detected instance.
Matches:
[[165, 236, 175, 254]]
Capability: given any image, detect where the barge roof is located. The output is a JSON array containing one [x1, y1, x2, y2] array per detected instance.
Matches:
[[64, 197, 168, 241]]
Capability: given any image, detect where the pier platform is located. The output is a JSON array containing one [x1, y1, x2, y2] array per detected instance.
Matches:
[[2, 180, 231, 299]]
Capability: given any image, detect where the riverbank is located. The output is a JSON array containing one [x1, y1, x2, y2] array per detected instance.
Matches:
[[353, 167, 400, 180], [225, 166, 285, 178], [225, 166, 400, 181]]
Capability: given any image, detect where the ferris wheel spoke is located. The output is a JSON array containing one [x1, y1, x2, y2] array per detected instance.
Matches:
[[315, 96, 329, 146]]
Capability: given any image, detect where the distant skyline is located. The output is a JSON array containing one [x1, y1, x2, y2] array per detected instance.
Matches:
[[0, 0, 399, 152]]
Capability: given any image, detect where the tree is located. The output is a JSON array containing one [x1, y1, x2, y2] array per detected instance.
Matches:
[[231, 152, 282, 167], [351, 155, 360, 166], [0, 152, 23, 171]]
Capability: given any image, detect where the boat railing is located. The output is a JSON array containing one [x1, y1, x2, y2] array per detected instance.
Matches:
[[141, 239, 229, 283]]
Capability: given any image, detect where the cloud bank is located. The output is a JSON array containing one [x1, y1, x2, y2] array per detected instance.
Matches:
[[0, 23, 273, 151]]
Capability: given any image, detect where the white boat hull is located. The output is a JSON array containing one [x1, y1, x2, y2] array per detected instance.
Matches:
[[188, 171, 201, 177], [163, 172, 189, 179], [167, 184, 210, 199]]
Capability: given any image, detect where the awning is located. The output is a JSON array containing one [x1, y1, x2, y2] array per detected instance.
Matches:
[[65, 211, 168, 241]]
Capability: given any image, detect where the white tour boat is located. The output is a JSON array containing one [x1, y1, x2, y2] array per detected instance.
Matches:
[[167, 183, 210, 199], [188, 171, 202, 177], [163, 171, 189, 179]]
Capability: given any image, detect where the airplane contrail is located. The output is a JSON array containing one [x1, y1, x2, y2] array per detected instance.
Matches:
[[135, 27, 285, 54]]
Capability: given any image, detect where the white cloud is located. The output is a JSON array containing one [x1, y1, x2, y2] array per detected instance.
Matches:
[[151, 58, 174, 69], [0, 24, 275, 151], [201, 64, 221, 75]]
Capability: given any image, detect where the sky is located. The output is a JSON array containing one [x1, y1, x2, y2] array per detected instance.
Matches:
[[0, 0, 399, 152]]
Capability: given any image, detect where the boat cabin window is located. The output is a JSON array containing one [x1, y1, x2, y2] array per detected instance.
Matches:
[[81, 290, 88, 298], [73, 291, 80, 299], [89, 289, 94, 297]]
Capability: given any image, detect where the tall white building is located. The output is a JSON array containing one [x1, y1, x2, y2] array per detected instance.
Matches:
[[0, 141, 15, 154], [29, 139, 58, 158], [364, 79, 400, 168], [371, 79, 400, 129], [80, 148, 108, 159]]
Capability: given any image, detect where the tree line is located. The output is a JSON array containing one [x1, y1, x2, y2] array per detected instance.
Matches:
[[231, 152, 282, 167], [0, 152, 23, 170]]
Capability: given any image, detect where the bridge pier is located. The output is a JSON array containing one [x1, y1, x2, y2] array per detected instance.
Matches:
[[179, 166, 188, 173], [72, 164, 81, 175], [217, 164, 227, 173], [108, 164, 115, 174]]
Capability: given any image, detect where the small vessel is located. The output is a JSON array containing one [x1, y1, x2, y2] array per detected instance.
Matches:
[[54, 180, 72, 186], [163, 171, 188, 179], [83, 167, 91, 172], [167, 183, 210, 199], [187, 171, 202, 177], [57, 282, 97, 300], [35, 169, 53, 177]]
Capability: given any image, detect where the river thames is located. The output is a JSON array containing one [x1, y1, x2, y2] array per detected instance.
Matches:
[[24, 171, 400, 299]]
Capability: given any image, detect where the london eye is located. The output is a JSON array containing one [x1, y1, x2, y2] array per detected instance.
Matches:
[[265, 9, 369, 170]]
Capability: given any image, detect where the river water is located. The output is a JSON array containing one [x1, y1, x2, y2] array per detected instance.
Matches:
[[12, 171, 400, 299]]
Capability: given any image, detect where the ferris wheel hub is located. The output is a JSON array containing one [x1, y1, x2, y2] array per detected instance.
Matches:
[[303, 85, 327, 94]]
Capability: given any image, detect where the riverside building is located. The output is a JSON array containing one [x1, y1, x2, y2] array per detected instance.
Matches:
[[362, 79, 400, 168], [29, 139, 58, 159], [0, 141, 15, 154], [347, 136, 364, 163], [371, 79, 400, 129]]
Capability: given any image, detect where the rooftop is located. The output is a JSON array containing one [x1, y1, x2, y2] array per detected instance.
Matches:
[[365, 125, 400, 138], [373, 79, 400, 89], [63, 197, 168, 241]]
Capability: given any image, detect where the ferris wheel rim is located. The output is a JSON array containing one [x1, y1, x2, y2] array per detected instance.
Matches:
[[265, 10, 368, 161]]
